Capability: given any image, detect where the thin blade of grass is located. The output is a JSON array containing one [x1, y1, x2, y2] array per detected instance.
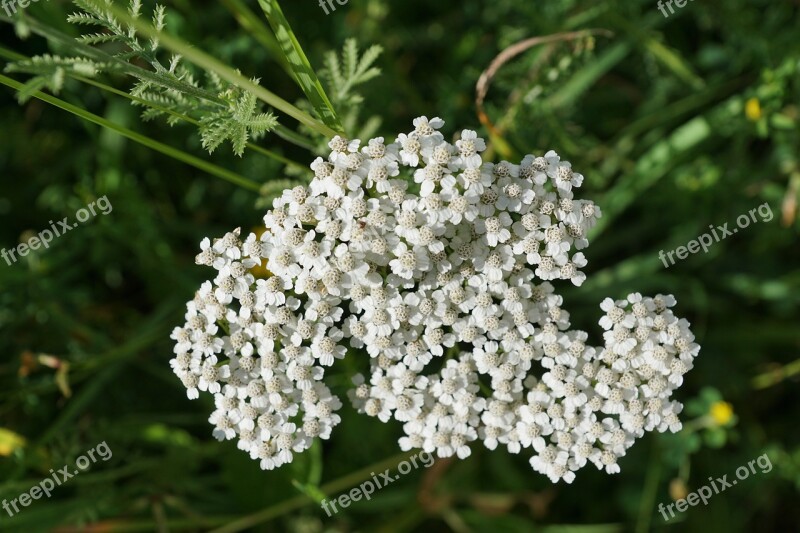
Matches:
[[609, 12, 705, 90], [3, 15, 325, 151], [75, 79, 310, 174], [593, 114, 713, 235], [545, 42, 630, 110], [256, 0, 343, 132], [210, 451, 417, 533], [0, 73, 262, 192], [0, 45, 310, 173]]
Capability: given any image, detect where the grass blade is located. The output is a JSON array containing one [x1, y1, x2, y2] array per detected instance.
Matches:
[[257, 0, 343, 133], [0, 73, 262, 191], [545, 42, 630, 109], [0, 45, 310, 173]]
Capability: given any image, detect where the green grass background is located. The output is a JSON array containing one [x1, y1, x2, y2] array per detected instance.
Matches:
[[0, 0, 798, 531]]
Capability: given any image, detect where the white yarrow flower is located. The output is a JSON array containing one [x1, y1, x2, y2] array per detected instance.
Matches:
[[172, 116, 699, 481]]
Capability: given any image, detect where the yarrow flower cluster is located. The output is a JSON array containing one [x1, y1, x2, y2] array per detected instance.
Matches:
[[170, 117, 700, 482]]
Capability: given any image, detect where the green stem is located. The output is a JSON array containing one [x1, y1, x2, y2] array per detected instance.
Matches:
[[274, 124, 318, 151], [74, 75, 309, 173], [752, 357, 800, 390], [1, 15, 226, 104], [2, 16, 322, 151], [681, 415, 715, 434], [209, 450, 417, 533], [256, 0, 343, 132], [99, 2, 342, 138], [0, 73, 262, 192], [0, 46, 313, 171], [635, 442, 662, 533]]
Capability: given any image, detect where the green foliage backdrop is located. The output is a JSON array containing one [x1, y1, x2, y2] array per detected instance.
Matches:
[[0, 0, 798, 531]]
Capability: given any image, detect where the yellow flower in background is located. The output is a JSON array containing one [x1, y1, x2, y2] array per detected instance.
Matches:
[[710, 401, 734, 426], [0, 428, 26, 456], [745, 98, 762, 121], [669, 478, 689, 501]]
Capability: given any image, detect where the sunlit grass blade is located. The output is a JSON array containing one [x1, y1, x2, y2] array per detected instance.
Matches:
[[545, 42, 630, 109], [609, 12, 705, 90], [593, 114, 714, 235], [256, 0, 343, 133], [0, 73, 262, 191]]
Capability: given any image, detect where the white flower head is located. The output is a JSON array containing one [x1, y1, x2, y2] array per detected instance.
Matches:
[[173, 116, 699, 481]]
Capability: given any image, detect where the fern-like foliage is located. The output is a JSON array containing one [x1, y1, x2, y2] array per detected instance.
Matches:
[[128, 55, 218, 127], [69, 0, 163, 58], [4, 55, 109, 103], [323, 38, 382, 108], [320, 38, 383, 145], [200, 79, 278, 156], [4, 0, 278, 156]]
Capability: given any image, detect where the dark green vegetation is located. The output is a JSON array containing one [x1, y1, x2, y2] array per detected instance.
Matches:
[[0, 0, 798, 531]]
